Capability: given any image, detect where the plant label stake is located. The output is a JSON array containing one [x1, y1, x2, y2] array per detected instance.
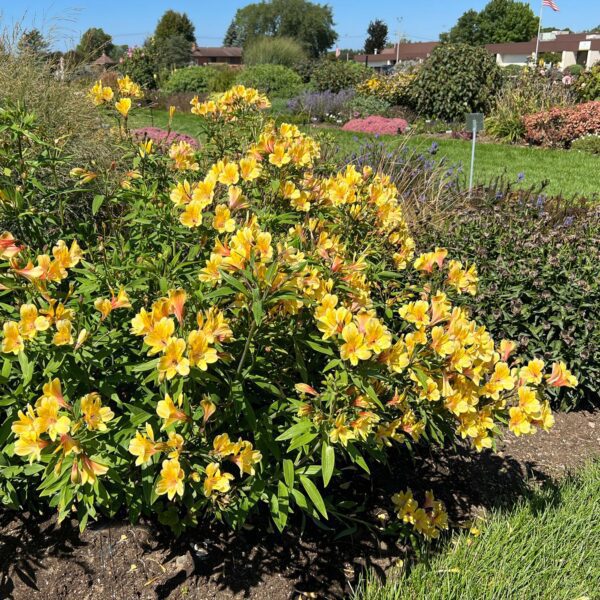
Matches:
[[466, 113, 484, 192]]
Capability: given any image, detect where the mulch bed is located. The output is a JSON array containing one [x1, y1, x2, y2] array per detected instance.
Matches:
[[2, 409, 599, 600]]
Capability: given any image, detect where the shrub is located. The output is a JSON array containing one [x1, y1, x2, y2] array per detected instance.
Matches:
[[347, 94, 391, 118], [563, 64, 584, 78], [163, 66, 216, 94], [287, 89, 356, 122], [342, 115, 408, 135], [120, 46, 157, 90], [486, 68, 574, 143], [357, 72, 416, 106], [235, 64, 303, 97], [207, 65, 238, 93], [410, 43, 503, 121], [310, 60, 372, 93], [413, 185, 600, 409], [571, 134, 600, 154], [0, 82, 574, 537], [523, 101, 600, 147], [573, 64, 600, 102], [244, 36, 307, 68]]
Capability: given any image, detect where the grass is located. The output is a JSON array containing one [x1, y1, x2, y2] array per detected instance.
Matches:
[[352, 461, 600, 600], [130, 108, 600, 198]]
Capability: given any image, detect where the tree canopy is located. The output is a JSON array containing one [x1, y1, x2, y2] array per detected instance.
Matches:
[[17, 29, 49, 56], [224, 0, 338, 58], [440, 0, 538, 45], [76, 28, 114, 60], [364, 19, 388, 54], [154, 10, 196, 44]]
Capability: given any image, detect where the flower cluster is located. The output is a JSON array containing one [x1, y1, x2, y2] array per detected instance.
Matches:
[[392, 488, 448, 539], [190, 85, 270, 121], [342, 116, 408, 135], [357, 72, 415, 105]]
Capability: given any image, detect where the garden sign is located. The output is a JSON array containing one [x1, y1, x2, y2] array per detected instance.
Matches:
[[466, 112, 484, 192]]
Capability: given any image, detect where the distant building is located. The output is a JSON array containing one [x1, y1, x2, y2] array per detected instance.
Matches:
[[354, 42, 438, 71], [487, 32, 600, 69], [191, 45, 243, 66], [353, 33, 600, 71], [91, 52, 116, 70]]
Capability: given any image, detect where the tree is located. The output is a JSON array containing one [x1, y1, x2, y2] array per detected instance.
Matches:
[[223, 22, 240, 46], [441, 0, 538, 45], [364, 19, 388, 54], [154, 10, 196, 44], [76, 28, 114, 61], [156, 34, 192, 70], [17, 29, 49, 56], [224, 0, 338, 58]]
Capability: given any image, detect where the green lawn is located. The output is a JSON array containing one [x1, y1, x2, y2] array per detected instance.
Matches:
[[352, 461, 600, 600], [130, 109, 600, 199]]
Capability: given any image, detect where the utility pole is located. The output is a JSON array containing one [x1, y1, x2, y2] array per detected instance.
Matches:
[[395, 17, 403, 65]]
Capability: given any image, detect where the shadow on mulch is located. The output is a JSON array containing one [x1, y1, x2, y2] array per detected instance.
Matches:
[[2, 408, 599, 600]]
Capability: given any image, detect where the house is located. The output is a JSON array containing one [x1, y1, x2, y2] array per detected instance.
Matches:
[[353, 32, 600, 71], [487, 32, 600, 69], [353, 42, 439, 71], [191, 45, 243, 66]]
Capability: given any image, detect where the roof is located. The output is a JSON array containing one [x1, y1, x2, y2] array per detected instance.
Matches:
[[354, 41, 439, 64], [92, 52, 116, 66], [191, 46, 243, 58], [486, 33, 600, 55]]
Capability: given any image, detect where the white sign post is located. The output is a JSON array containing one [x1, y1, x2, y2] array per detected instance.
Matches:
[[466, 113, 484, 193]]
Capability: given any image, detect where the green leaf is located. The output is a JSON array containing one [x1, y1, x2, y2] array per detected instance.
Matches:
[[321, 443, 335, 488], [92, 194, 105, 215], [300, 475, 327, 519], [275, 420, 312, 441], [283, 459, 295, 489], [18, 352, 33, 386]]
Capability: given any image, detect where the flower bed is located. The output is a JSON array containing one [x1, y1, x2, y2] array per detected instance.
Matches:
[[342, 115, 408, 135], [131, 127, 199, 149]]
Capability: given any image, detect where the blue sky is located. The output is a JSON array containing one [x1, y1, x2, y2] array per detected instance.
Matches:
[[1, 0, 598, 51]]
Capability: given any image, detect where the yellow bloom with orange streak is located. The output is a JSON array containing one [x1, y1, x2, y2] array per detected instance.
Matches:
[[143, 317, 175, 355], [212, 433, 240, 458], [156, 458, 185, 500], [203, 462, 234, 497], [53, 320, 73, 346], [217, 162, 240, 186], [157, 393, 188, 429], [14, 431, 48, 462], [197, 307, 233, 343], [316, 306, 352, 339], [89, 81, 114, 105], [0, 232, 23, 258], [198, 253, 224, 284], [399, 300, 430, 329], [129, 424, 159, 466], [188, 329, 218, 371], [213, 205, 236, 233], [413, 248, 447, 273], [363, 317, 392, 354], [446, 260, 478, 295], [517, 386, 541, 416], [430, 326, 455, 357], [12, 405, 41, 437], [231, 441, 262, 476], [508, 406, 532, 436], [81, 393, 114, 431], [239, 157, 261, 181], [180, 200, 204, 228], [169, 141, 199, 171], [546, 361, 577, 388], [157, 338, 190, 381], [170, 180, 194, 206], [193, 178, 216, 207], [168, 289, 186, 325], [94, 288, 131, 321], [329, 414, 355, 446], [79, 455, 109, 485], [34, 397, 71, 441], [340, 323, 372, 365], [268, 143, 291, 167], [2, 321, 24, 354], [499, 339, 517, 362], [519, 359, 545, 385]]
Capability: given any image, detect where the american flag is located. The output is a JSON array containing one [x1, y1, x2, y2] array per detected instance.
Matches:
[[542, 0, 559, 11]]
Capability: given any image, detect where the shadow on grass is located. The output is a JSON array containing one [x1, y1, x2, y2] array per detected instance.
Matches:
[[0, 442, 559, 600]]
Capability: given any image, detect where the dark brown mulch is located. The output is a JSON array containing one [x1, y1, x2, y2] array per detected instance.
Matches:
[[1, 409, 599, 600]]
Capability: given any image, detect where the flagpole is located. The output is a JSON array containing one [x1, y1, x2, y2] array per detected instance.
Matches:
[[534, 0, 544, 65]]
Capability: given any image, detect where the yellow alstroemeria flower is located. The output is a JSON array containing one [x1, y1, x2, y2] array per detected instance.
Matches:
[[329, 414, 355, 446], [128, 424, 158, 466], [212, 204, 236, 234], [157, 393, 188, 429], [340, 323, 372, 366], [157, 338, 190, 381], [203, 462, 234, 497], [187, 330, 218, 371], [115, 97, 132, 117], [156, 458, 185, 500], [18, 304, 50, 340], [53, 320, 74, 346], [2, 321, 24, 354], [81, 392, 114, 431]]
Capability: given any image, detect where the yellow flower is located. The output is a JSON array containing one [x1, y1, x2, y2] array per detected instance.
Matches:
[[231, 441, 262, 476], [316, 306, 351, 339], [391, 489, 418, 523], [143, 317, 175, 355], [180, 200, 204, 228], [131, 308, 154, 336], [239, 157, 261, 181], [18, 304, 50, 340], [81, 392, 114, 431], [115, 97, 132, 117], [213, 205, 236, 233], [340, 323, 372, 365], [89, 81, 114, 105], [532, 401, 554, 431], [34, 397, 71, 441], [508, 406, 532, 436], [79, 455, 109, 485], [11, 405, 41, 437], [218, 162, 240, 186], [188, 329, 219, 371], [53, 320, 73, 346], [329, 414, 355, 446], [128, 424, 158, 466], [212, 433, 240, 458], [363, 317, 392, 354], [170, 180, 194, 206], [546, 361, 577, 388], [268, 143, 290, 167], [520, 359, 545, 385], [14, 431, 48, 462], [156, 458, 185, 500], [139, 139, 153, 158], [430, 326, 455, 357], [169, 141, 199, 171], [517, 386, 541, 416], [2, 321, 24, 354], [0, 231, 23, 259], [157, 393, 188, 429], [157, 338, 190, 381], [201, 398, 216, 424], [399, 300, 430, 329], [203, 462, 234, 497]]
